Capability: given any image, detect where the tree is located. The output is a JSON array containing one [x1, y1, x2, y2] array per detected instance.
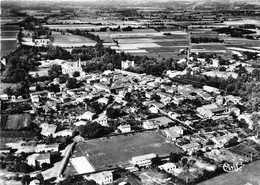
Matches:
[[106, 107, 116, 119], [41, 163, 49, 170], [36, 173, 44, 185], [19, 163, 30, 174], [224, 136, 239, 148], [48, 83, 60, 92], [237, 118, 248, 128], [78, 122, 111, 139], [169, 152, 183, 163], [251, 113, 260, 137], [59, 75, 67, 84], [219, 66, 226, 71], [106, 63, 114, 71], [58, 175, 97, 185], [3, 86, 16, 96], [91, 101, 102, 114], [151, 156, 162, 167], [181, 157, 188, 167], [21, 175, 31, 185], [72, 71, 80, 78], [66, 78, 77, 89], [48, 64, 62, 80]]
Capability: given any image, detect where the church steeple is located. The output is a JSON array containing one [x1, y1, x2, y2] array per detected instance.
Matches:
[[78, 57, 81, 68]]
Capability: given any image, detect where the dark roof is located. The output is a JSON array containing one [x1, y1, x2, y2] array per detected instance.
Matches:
[[211, 107, 227, 113]]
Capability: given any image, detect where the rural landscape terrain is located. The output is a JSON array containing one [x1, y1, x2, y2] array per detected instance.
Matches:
[[1, 0, 260, 185]]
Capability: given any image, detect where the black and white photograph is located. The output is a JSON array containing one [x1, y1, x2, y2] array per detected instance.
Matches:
[[1, 0, 260, 184]]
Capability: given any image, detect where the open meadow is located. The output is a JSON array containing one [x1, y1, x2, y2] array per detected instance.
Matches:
[[51, 31, 96, 47]]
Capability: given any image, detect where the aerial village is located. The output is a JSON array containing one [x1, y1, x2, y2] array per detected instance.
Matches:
[[1, 1, 260, 185]]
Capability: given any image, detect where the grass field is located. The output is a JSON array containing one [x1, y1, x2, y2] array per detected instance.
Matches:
[[0, 82, 18, 94], [51, 31, 96, 47], [191, 44, 226, 51], [73, 131, 182, 171]]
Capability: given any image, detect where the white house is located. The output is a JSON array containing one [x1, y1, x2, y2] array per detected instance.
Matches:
[[229, 107, 240, 116], [181, 142, 201, 154], [97, 97, 109, 105], [132, 153, 156, 167], [121, 60, 135, 70], [29, 179, 40, 185], [86, 171, 113, 185], [27, 153, 50, 167], [31, 95, 40, 103], [0, 94, 8, 100], [77, 111, 95, 121], [203, 85, 220, 94], [142, 120, 159, 130], [53, 129, 73, 137], [93, 115, 108, 127], [212, 59, 219, 68], [158, 163, 176, 172], [74, 120, 88, 126], [148, 106, 159, 114], [35, 143, 59, 153], [40, 123, 57, 137], [164, 126, 183, 141], [118, 124, 131, 133]]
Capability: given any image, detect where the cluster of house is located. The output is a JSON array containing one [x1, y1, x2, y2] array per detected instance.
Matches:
[[1, 58, 257, 185]]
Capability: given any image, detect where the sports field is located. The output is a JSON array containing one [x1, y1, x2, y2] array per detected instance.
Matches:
[[74, 131, 182, 171]]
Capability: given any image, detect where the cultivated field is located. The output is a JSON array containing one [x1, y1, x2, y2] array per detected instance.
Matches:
[[2, 114, 31, 130], [93, 29, 189, 55], [74, 131, 182, 171], [51, 31, 96, 47]]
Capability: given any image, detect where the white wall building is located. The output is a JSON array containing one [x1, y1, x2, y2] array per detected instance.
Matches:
[[118, 124, 131, 133], [86, 171, 113, 185], [77, 111, 95, 121], [158, 163, 176, 172], [132, 153, 156, 166], [121, 60, 135, 70]]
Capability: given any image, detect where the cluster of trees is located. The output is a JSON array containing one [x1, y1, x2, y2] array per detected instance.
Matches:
[[0, 153, 32, 173], [46, 46, 72, 60], [191, 37, 224, 43], [66, 29, 101, 42], [58, 175, 97, 185], [2, 45, 43, 83], [18, 16, 39, 31], [78, 122, 112, 139], [2, 44, 73, 84], [1, 101, 33, 114], [213, 27, 256, 38]]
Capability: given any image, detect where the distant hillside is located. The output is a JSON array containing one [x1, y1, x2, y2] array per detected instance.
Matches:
[[2, 0, 260, 9]]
